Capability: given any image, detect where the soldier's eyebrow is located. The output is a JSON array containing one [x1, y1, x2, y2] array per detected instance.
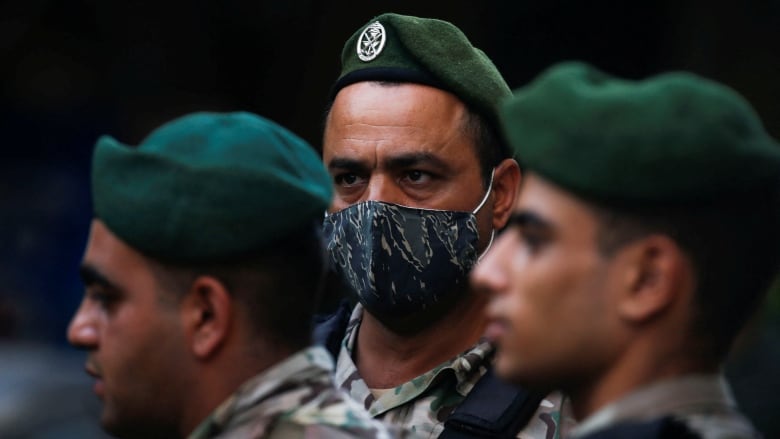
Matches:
[[505, 211, 552, 231], [79, 263, 119, 291], [384, 152, 451, 173], [328, 157, 371, 174]]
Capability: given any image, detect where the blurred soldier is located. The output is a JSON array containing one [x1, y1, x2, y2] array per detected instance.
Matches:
[[474, 62, 780, 438], [67, 112, 390, 438], [316, 13, 570, 438]]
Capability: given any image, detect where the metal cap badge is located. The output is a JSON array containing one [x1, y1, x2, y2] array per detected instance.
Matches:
[[356, 21, 386, 62]]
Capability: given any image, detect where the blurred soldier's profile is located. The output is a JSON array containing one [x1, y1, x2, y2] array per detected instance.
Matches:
[[68, 112, 389, 438], [474, 61, 780, 439]]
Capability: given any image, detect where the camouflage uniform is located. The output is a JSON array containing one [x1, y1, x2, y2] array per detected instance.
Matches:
[[335, 305, 574, 438], [188, 346, 392, 439], [570, 375, 760, 439]]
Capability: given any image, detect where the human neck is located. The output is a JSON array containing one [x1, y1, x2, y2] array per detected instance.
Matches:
[[354, 292, 489, 389], [568, 336, 719, 421]]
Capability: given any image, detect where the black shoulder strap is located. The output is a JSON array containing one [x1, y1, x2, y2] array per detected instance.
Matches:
[[312, 299, 353, 358], [440, 367, 547, 439], [578, 416, 701, 439]]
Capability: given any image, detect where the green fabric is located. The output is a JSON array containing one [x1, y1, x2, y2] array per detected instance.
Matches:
[[501, 61, 780, 204], [335, 12, 511, 128], [92, 111, 333, 263]]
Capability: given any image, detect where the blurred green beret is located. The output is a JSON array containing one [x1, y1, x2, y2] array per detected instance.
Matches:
[[501, 61, 780, 205], [92, 112, 333, 263], [332, 12, 511, 130]]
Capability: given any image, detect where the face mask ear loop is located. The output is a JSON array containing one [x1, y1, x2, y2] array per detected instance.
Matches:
[[477, 229, 496, 262], [473, 168, 496, 262], [472, 169, 496, 215]]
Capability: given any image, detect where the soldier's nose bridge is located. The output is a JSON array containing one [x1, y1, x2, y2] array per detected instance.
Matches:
[[365, 174, 400, 202]]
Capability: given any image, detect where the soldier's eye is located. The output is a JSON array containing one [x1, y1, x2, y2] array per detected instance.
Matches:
[[519, 230, 547, 253], [402, 170, 434, 185], [334, 173, 363, 186], [87, 287, 120, 311]]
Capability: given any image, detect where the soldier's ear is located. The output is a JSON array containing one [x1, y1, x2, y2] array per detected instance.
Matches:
[[491, 158, 521, 230], [616, 234, 693, 323], [181, 275, 233, 359]]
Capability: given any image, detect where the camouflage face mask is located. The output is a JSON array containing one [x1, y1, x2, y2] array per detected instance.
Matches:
[[323, 173, 494, 324]]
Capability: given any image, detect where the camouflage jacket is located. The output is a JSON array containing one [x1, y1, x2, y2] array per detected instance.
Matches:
[[335, 305, 573, 438], [187, 346, 392, 439], [570, 374, 761, 439]]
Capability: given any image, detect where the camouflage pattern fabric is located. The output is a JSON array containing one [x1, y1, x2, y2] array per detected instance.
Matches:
[[570, 375, 761, 439], [323, 201, 479, 318], [187, 346, 392, 439], [335, 305, 574, 438]]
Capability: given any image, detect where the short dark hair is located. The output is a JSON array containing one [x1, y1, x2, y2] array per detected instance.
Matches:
[[149, 221, 326, 351], [590, 190, 780, 361], [460, 105, 510, 188], [323, 81, 510, 189]]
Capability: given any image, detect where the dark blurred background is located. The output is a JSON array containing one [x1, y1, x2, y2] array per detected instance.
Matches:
[[1, 1, 778, 437]]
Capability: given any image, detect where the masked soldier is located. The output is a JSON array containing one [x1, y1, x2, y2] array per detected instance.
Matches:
[[316, 13, 571, 439]]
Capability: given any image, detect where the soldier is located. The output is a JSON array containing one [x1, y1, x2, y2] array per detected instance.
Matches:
[[316, 13, 570, 438], [473, 61, 780, 438], [67, 112, 391, 438]]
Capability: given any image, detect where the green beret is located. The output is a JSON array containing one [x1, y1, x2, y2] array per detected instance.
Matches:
[[92, 111, 333, 263], [501, 61, 780, 205], [333, 12, 511, 131]]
